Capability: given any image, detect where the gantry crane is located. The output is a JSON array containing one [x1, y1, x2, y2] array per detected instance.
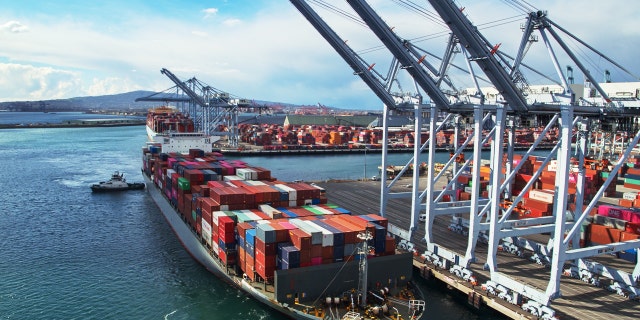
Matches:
[[292, 0, 640, 309], [138, 68, 270, 147]]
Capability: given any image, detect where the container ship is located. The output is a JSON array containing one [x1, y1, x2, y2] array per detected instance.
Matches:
[[141, 111, 425, 319]]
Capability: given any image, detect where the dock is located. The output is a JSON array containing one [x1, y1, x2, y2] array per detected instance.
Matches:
[[313, 178, 640, 320]]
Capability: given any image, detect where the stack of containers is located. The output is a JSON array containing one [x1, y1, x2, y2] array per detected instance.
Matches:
[[589, 204, 640, 262], [624, 164, 640, 191], [255, 222, 278, 281], [218, 215, 237, 265]]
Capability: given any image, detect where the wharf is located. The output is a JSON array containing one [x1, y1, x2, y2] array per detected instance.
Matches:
[[222, 144, 552, 156], [313, 178, 640, 320]]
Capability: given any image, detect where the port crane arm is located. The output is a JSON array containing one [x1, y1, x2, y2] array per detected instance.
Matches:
[[427, 0, 529, 112], [345, 0, 452, 111], [546, 18, 640, 81], [160, 68, 208, 107], [535, 15, 612, 103], [290, 0, 400, 110]]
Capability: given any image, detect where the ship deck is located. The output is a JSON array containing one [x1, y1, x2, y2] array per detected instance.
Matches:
[[314, 178, 640, 320]]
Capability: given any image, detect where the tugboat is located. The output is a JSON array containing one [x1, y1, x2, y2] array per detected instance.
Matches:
[[91, 171, 145, 192]]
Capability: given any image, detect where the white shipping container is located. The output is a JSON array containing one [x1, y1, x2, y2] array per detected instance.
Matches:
[[289, 220, 323, 245], [213, 211, 226, 227], [202, 227, 212, 247], [237, 168, 258, 180], [259, 204, 282, 219], [223, 175, 242, 181], [275, 184, 297, 201], [307, 221, 334, 247], [528, 189, 554, 203], [212, 241, 219, 256], [623, 192, 638, 201], [242, 209, 262, 221], [202, 219, 212, 235], [310, 205, 332, 215]]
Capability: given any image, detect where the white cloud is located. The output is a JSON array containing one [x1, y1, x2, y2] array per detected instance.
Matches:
[[202, 8, 218, 19], [86, 77, 142, 96], [223, 18, 242, 27], [191, 30, 208, 37], [1, 21, 29, 33], [0, 63, 82, 101]]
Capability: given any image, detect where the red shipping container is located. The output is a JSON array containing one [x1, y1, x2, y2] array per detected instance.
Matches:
[[201, 197, 220, 215], [254, 248, 276, 268], [270, 223, 290, 243], [300, 249, 311, 264], [589, 224, 621, 245], [459, 192, 471, 201], [310, 244, 322, 258], [523, 197, 553, 212], [236, 222, 254, 239], [626, 222, 640, 234], [255, 259, 274, 281], [321, 246, 334, 260], [323, 219, 356, 244], [620, 231, 640, 241], [218, 248, 236, 266], [289, 229, 311, 250], [255, 237, 277, 256], [527, 207, 548, 218], [385, 236, 396, 254]]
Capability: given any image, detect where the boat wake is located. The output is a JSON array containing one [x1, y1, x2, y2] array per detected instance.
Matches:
[[164, 309, 177, 320]]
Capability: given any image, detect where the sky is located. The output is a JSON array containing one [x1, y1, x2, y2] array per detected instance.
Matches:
[[1, 0, 639, 110]]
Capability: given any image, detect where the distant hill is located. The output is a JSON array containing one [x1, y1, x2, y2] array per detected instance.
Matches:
[[0, 91, 162, 112], [0, 91, 361, 114]]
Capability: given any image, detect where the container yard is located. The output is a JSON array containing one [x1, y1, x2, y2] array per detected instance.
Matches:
[[314, 175, 640, 320]]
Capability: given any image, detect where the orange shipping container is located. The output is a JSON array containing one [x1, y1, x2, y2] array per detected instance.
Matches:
[[621, 231, 640, 241], [619, 198, 633, 208]]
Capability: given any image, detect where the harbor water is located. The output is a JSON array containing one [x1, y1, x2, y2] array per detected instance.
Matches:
[[0, 121, 504, 319]]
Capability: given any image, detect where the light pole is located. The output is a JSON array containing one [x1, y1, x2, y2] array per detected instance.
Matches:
[[363, 146, 368, 181]]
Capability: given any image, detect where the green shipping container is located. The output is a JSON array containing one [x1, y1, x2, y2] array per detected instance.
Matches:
[[624, 178, 640, 185], [178, 177, 190, 190]]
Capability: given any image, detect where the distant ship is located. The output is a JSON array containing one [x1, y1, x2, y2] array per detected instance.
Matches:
[[146, 106, 195, 142], [141, 108, 425, 319]]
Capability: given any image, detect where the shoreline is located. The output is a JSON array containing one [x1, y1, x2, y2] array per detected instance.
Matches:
[[0, 122, 145, 130]]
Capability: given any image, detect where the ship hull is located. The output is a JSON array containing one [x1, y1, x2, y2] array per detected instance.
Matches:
[[142, 173, 319, 320], [91, 183, 145, 192], [146, 125, 158, 142]]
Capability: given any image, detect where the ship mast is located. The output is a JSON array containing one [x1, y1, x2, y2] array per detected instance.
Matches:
[[357, 230, 373, 308]]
